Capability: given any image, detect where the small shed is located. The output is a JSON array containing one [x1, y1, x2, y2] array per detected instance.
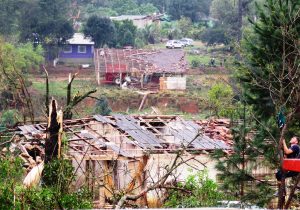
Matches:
[[59, 33, 94, 65]]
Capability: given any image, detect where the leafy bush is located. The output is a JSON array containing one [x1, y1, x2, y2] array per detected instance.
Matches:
[[0, 157, 25, 209], [43, 159, 74, 192], [164, 170, 226, 208], [0, 109, 20, 129], [94, 96, 112, 116], [208, 83, 234, 117], [0, 156, 93, 209], [191, 59, 201, 68]]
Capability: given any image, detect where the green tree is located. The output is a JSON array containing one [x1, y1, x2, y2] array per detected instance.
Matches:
[[140, 24, 161, 44], [94, 97, 112, 116], [83, 4, 118, 20], [168, 0, 212, 22], [212, 102, 274, 207], [0, 110, 20, 129], [0, 157, 24, 209], [123, 31, 134, 46], [139, 3, 159, 14], [177, 17, 193, 37], [208, 84, 234, 117], [19, 0, 74, 61], [110, 0, 139, 15], [209, 0, 254, 44], [200, 26, 230, 46], [0, 39, 44, 122], [141, 0, 170, 13], [20, 0, 74, 43], [161, 22, 182, 40], [237, 0, 300, 208], [83, 15, 116, 48], [209, 0, 239, 42], [114, 20, 137, 47], [0, 0, 22, 38]]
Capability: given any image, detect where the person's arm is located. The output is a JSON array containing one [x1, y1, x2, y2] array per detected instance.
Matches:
[[283, 140, 293, 154]]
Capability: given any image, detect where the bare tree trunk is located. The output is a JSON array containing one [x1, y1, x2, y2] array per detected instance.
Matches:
[[64, 73, 77, 119], [45, 99, 62, 163], [42, 65, 49, 117], [63, 72, 96, 119]]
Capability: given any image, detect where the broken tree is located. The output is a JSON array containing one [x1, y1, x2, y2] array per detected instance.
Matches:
[[45, 99, 63, 163]]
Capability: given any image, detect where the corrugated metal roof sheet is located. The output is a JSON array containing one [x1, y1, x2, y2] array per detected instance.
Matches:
[[94, 114, 116, 125], [168, 120, 229, 150], [79, 130, 134, 158], [113, 114, 163, 149]]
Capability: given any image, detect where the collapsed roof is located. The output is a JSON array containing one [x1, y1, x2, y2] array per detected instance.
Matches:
[[16, 115, 230, 160], [94, 49, 188, 74]]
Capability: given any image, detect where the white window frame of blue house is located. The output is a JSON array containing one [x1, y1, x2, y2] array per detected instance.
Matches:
[[63, 45, 72, 53], [78, 45, 87, 53]]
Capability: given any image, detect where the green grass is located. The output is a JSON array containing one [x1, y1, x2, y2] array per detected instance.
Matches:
[[187, 54, 221, 67], [31, 80, 97, 97], [122, 106, 210, 120]]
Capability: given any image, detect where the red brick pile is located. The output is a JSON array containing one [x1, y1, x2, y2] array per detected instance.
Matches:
[[195, 118, 233, 146]]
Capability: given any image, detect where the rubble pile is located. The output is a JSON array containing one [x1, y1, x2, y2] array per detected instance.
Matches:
[[196, 118, 233, 146], [1, 137, 44, 173]]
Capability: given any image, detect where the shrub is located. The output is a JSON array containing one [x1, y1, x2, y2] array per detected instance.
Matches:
[[0, 156, 93, 209], [94, 96, 112, 115], [164, 170, 226, 208], [0, 109, 20, 128], [191, 59, 201, 68], [208, 83, 234, 117]]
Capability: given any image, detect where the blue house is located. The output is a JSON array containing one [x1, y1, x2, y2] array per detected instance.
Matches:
[[59, 33, 94, 65]]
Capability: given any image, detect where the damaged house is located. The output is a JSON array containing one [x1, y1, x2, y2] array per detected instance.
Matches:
[[10, 114, 233, 207], [94, 48, 188, 90]]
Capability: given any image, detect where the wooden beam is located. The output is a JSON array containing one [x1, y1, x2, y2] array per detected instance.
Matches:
[[65, 154, 131, 161]]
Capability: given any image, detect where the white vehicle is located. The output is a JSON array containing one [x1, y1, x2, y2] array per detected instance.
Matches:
[[166, 40, 184, 49], [181, 38, 194, 46]]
